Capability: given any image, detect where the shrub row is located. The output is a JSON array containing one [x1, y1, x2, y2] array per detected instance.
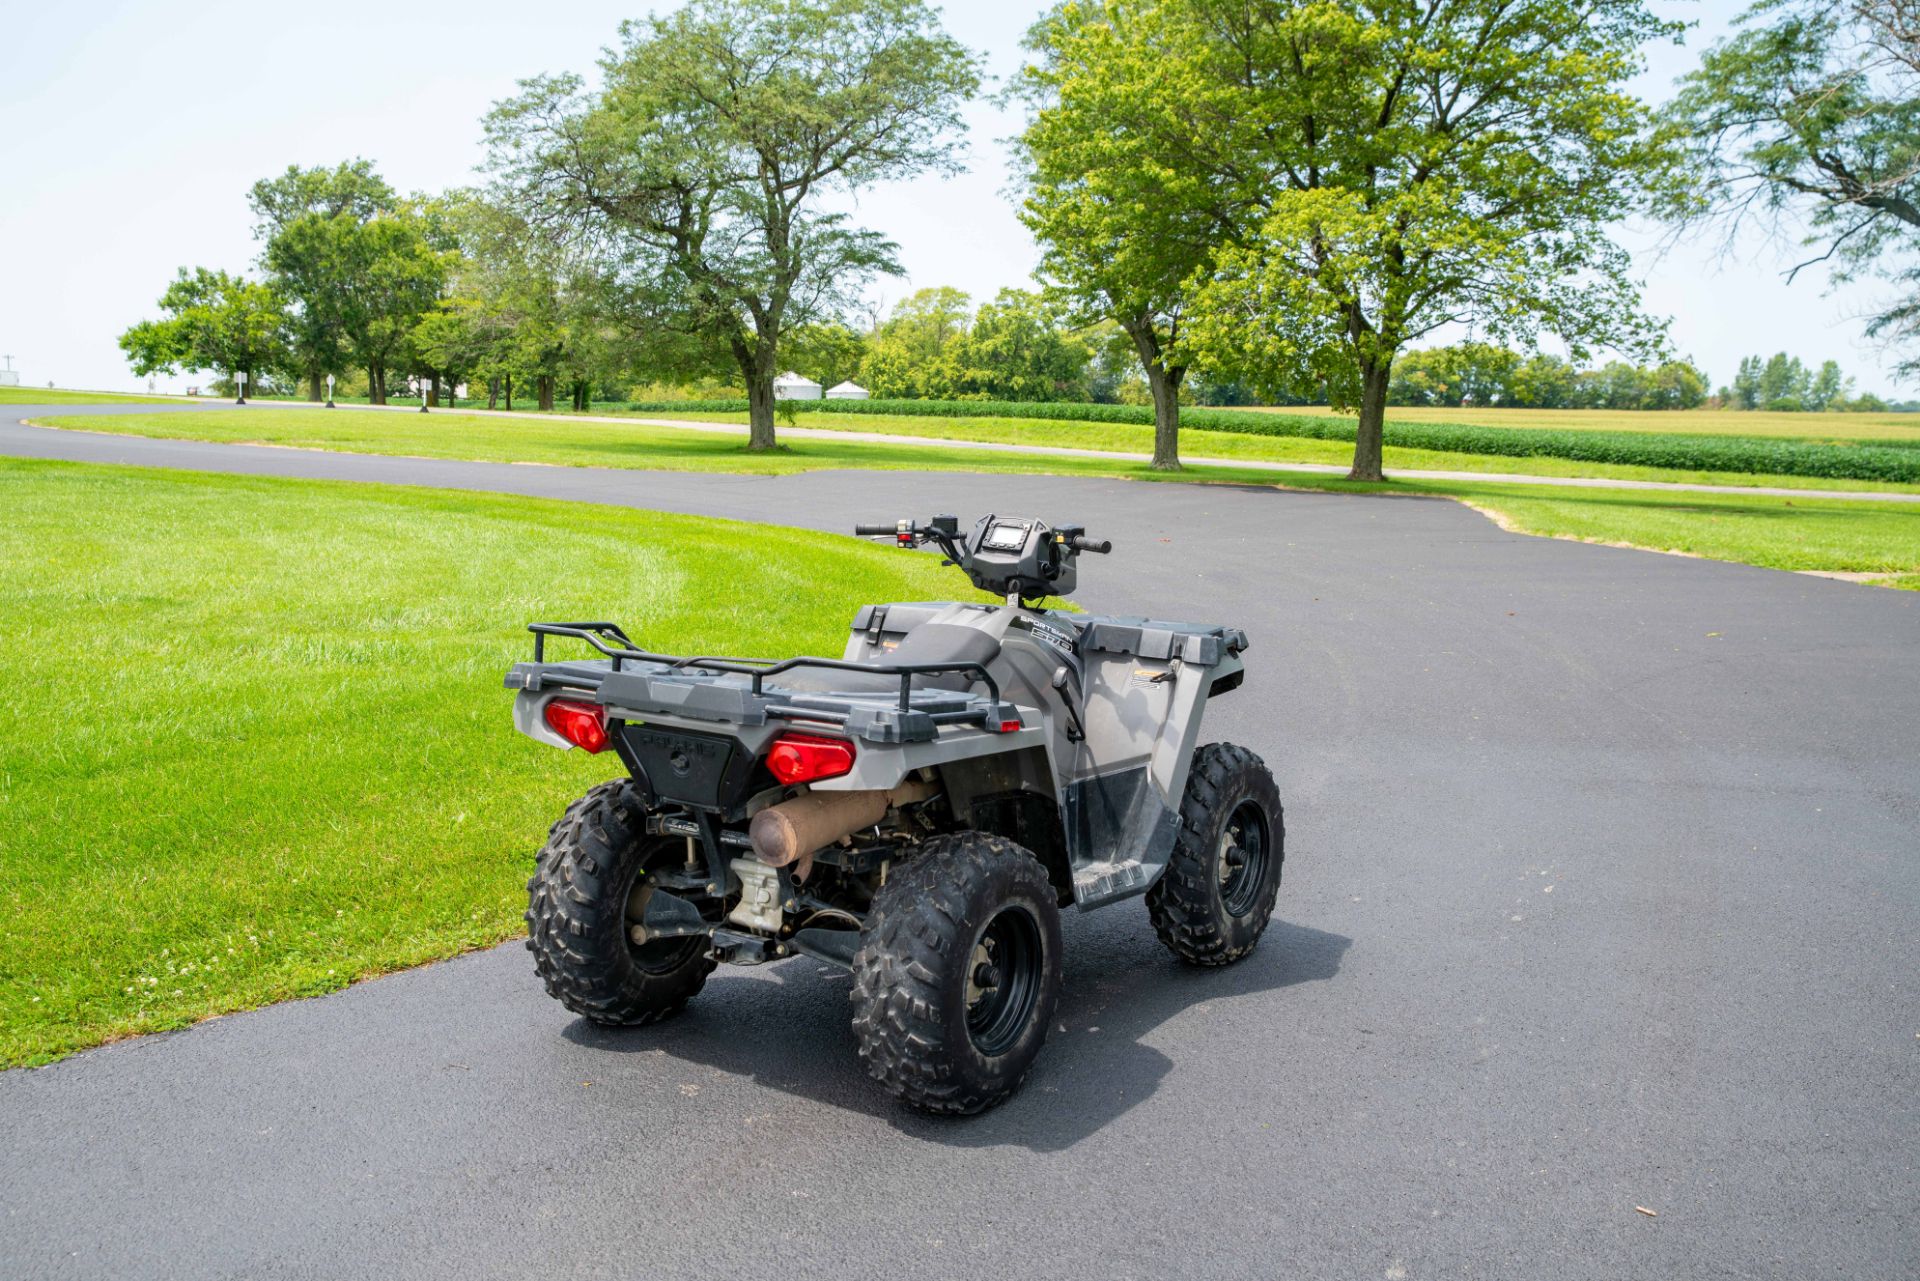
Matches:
[[624, 397, 1920, 483]]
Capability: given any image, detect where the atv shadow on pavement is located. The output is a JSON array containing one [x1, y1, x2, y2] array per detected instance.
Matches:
[[561, 912, 1350, 1152]]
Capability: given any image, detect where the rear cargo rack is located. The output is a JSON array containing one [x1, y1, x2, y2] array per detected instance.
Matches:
[[516, 621, 1017, 743]]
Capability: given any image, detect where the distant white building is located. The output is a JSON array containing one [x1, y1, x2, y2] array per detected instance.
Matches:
[[773, 370, 823, 400], [825, 380, 870, 400]]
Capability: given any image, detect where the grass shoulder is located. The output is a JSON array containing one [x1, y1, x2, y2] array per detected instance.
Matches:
[[0, 386, 177, 404]]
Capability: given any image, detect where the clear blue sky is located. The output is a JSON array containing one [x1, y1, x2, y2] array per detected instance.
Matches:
[[1, 0, 1909, 397]]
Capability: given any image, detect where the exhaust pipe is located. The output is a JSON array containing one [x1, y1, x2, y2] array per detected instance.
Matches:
[[749, 780, 934, 874]]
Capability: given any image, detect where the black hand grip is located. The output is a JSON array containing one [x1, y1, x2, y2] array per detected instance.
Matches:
[[854, 523, 898, 536], [1070, 535, 1112, 554]]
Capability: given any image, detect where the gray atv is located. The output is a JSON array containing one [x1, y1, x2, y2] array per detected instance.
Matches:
[[506, 514, 1285, 1114]]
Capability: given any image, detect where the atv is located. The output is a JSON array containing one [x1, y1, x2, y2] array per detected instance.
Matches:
[[506, 514, 1285, 1114]]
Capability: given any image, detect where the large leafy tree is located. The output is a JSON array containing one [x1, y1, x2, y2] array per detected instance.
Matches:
[[1173, 0, 1678, 480], [859, 287, 974, 397], [1015, 1, 1274, 468], [250, 161, 396, 400], [252, 161, 448, 403], [119, 268, 287, 393], [1659, 0, 1920, 376], [485, 0, 980, 449], [952, 289, 1093, 402]]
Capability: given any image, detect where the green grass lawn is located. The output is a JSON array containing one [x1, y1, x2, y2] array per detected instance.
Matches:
[[30, 408, 1920, 575], [1288, 477, 1920, 575], [0, 386, 175, 404], [0, 460, 1005, 1068]]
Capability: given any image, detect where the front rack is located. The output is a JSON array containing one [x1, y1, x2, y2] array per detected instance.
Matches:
[[525, 621, 1009, 729]]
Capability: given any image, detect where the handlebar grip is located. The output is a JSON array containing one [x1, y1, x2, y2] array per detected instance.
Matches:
[[853, 524, 897, 536], [1070, 535, 1112, 554]]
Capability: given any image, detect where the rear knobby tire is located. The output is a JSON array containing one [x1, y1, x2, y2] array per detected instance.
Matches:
[[525, 779, 715, 1025], [850, 832, 1063, 1116], [1147, 743, 1285, 966]]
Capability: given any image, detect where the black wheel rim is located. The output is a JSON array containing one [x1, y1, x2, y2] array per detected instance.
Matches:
[[1217, 800, 1270, 917], [965, 905, 1044, 1058], [624, 850, 706, 974]]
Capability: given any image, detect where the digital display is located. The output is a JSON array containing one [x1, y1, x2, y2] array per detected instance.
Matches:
[[981, 521, 1029, 552]]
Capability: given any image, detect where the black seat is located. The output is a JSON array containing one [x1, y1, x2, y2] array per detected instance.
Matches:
[[770, 623, 1002, 695]]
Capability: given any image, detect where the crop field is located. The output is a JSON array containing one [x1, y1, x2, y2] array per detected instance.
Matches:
[[1243, 403, 1920, 443]]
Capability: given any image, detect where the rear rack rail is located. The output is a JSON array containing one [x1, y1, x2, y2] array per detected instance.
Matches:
[[520, 621, 1016, 739]]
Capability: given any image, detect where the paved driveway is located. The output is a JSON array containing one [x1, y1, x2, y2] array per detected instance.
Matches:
[[2, 410, 1916, 1280]]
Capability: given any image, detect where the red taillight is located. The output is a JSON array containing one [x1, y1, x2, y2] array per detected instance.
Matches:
[[764, 733, 856, 785], [544, 699, 609, 753], [998, 718, 1022, 733]]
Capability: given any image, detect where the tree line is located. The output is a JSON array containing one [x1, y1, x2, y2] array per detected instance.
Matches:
[[121, 162, 640, 411], [121, 0, 1916, 478], [1389, 342, 1893, 412]]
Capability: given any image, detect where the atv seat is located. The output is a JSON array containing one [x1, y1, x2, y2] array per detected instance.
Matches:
[[770, 623, 1001, 695]]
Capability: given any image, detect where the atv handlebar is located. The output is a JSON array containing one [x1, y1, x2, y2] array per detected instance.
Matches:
[[856, 519, 1108, 554], [856, 517, 1108, 600]]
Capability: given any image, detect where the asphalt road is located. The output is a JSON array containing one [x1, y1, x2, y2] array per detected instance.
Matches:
[[3, 407, 1917, 1281]]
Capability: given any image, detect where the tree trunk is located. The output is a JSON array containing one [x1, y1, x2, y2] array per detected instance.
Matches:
[[307, 370, 323, 402], [428, 372, 441, 408], [1145, 363, 1185, 471], [745, 374, 778, 450], [537, 375, 555, 412], [1350, 358, 1390, 482], [368, 360, 386, 405], [487, 377, 498, 410], [504, 374, 513, 411], [1123, 319, 1181, 470]]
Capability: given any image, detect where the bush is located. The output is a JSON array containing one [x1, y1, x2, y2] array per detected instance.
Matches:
[[621, 397, 1920, 484]]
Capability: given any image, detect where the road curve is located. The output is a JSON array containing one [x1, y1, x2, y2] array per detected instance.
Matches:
[[2, 406, 1916, 1281]]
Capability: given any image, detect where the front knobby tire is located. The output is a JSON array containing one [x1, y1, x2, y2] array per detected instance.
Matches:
[[1147, 743, 1285, 966], [525, 779, 716, 1025], [850, 833, 1063, 1116]]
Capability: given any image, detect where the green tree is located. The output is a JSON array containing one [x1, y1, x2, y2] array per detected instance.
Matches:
[[1731, 354, 1765, 409], [352, 212, 450, 403], [1760, 352, 1812, 408], [250, 161, 397, 400], [119, 268, 287, 393], [952, 289, 1093, 402], [1173, 0, 1677, 479], [487, 0, 980, 449], [1659, 0, 1919, 373], [859, 288, 974, 397], [1650, 360, 1710, 409], [1015, 0, 1274, 468], [1511, 355, 1581, 409], [1807, 358, 1852, 409]]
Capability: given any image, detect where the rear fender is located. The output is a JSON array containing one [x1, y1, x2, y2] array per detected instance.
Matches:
[[513, 688, 578, 751]]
